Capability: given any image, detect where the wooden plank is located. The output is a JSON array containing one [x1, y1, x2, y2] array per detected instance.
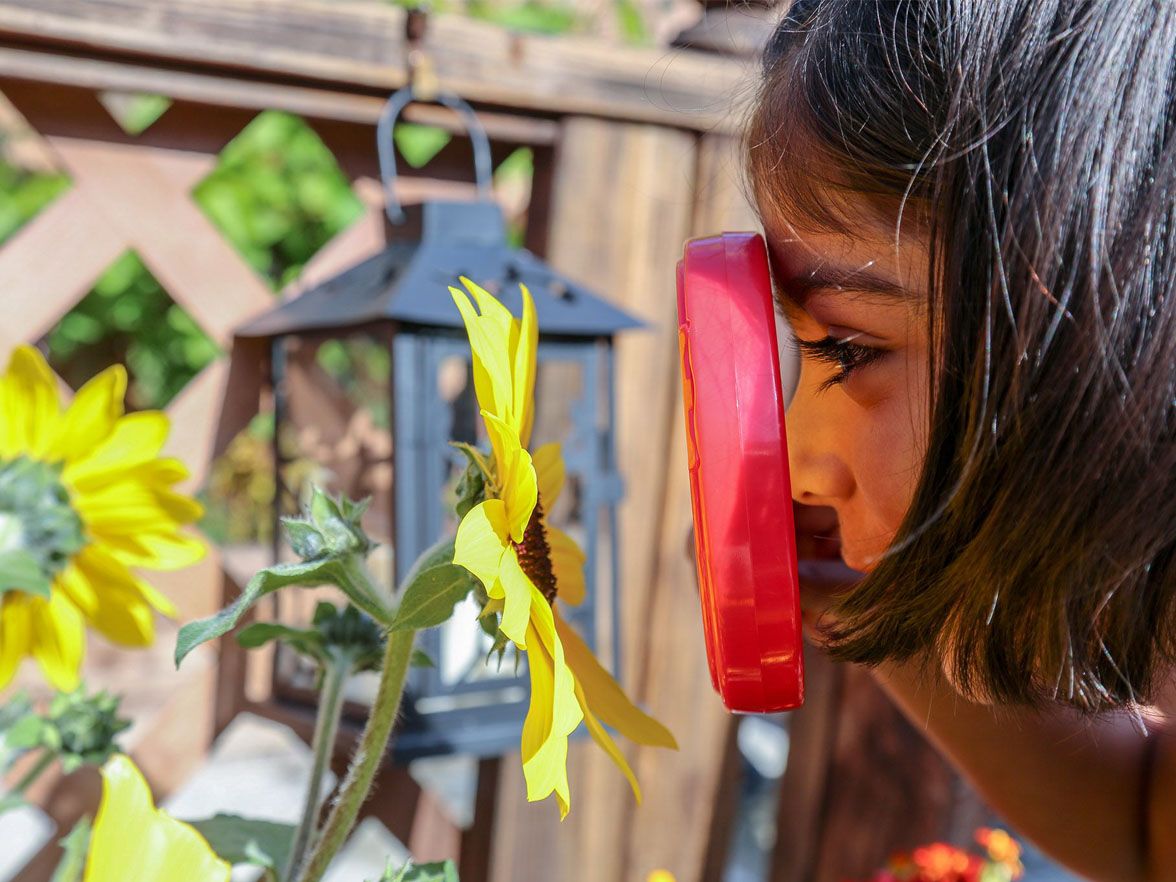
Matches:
[[0, 185, 123, 351], [37, 135, 275, 343], [0, 0, 751, 131], [769, 648, 845, 882], [615, 132, 756, 882], [0, 46, 561, 143]]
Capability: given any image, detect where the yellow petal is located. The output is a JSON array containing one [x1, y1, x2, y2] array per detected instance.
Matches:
[[555, 609, 677, 749], [529, 585, 583, 739], [97, 529, 206, 573], [85, 755, 231, 882], [29, 591, 85, 692], [454, 499, 510, 591], [520, 622, 572, 818], [514, 285, 538, 447], [46, 365, 126, 463], [496, 549, 534, 649], [481, 411, 536, 543], [548, 526, 587, 606], [532, 442, 565, 509], [63, 412, 170, 490], [450, 286, 513, 423], [2, 345, 61, 458], [59, 548, 163, 645], [460, 278, 520, 388], [76, 481, 203, 532], [575, 678, 642, 804], [0, 596, 32, 689]]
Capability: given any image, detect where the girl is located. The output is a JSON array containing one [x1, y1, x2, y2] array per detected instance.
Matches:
[[745, 2, 1175, 879]]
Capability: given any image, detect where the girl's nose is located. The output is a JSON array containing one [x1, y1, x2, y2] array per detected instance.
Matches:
[[785, 370, 855, 506]]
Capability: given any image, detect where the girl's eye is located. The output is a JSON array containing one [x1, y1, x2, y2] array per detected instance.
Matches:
[[794, 334, 885, 390]]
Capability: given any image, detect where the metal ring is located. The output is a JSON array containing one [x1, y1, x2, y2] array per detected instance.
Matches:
[[377, 86, 494, 224]]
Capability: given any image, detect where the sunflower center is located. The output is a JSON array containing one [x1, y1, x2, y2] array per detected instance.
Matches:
[[0, 456, 86, 580], [513, 498, 558, 604]]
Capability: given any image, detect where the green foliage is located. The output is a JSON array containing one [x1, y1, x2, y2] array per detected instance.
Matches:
[[394, 123, 452, 169], [44, 251, 221, 411], [236, 601, 387, 676], [466, 0, 579, 35], [375, 859, 460, 882], [187, 814, 294, 872], [194, 110, 363, 290], [177, 487, 394, 666], [6, 687, 131, 774], [0, 161, 69, 247], [388, 563, 476, 631], [49, 817, 92, 882]]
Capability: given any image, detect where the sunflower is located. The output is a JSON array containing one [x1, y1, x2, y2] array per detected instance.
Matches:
[[0, 346, 204, 691], [450, 278, 676, 817], [85, 754, 230, 882]]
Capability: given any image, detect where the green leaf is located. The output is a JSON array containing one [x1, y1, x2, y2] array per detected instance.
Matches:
[[5, 714, 46, 749], [0, 550, 51, 598], [0, 794, 26, 816], [235, 622, 326, 661], [389, 563, 475, 632], [177, 556, 393, 667], [50, 816, 92, 882], [187, 814, 294, 869], [410, 649, 436, 668], [376, 860, 460, 882], [400, 538, 457, 589], [176, 559, 337, 667], [401, 860, 460, 882]]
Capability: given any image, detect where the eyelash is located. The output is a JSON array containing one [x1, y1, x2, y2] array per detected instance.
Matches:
[[794, 335, 886, 390]]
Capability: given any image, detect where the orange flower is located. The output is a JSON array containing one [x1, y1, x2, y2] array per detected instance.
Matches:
[[911, 843, 973, 882], [975, 828, 1024, 878]]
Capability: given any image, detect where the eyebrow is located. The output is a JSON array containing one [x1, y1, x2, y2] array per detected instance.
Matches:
[[777, 264, 909, 305]]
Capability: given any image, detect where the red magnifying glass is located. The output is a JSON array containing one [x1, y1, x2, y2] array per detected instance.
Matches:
[[676, 232, 805, 713]]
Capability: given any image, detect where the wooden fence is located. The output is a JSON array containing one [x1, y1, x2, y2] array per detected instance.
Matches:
[[0, 1, 986, 880]]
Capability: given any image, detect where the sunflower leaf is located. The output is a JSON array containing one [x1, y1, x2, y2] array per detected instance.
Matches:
[[186, 814, 294, 869], [235, 622, 326, 661], [49, 816, 92, 882], [375, 860, 460, 882], [389, 563, 476, 632], [410, 649, 436, 668], [175, 560, 339, 667]]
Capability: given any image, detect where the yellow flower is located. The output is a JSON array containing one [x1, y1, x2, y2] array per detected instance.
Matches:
[[450, 278, 676, 818], [85, 754, 229, 882], [0, 346, 204, 691]]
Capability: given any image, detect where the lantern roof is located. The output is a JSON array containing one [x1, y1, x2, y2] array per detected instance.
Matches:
[[236, 200, 642, 340]]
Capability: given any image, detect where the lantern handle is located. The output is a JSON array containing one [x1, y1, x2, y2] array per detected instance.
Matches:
[[377, 86, 494, 224]]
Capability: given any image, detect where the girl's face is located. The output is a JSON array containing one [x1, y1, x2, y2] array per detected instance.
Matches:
[[763, 211, 932, 573]]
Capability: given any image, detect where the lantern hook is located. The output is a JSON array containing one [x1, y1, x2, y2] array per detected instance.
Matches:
[[377, 86, 494, 225]]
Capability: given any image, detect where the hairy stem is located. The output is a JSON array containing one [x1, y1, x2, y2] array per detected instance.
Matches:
[[293, 628, 415, 882], [284, 657, 349, 881]]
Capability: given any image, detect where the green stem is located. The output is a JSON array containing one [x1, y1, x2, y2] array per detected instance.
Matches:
[[11, 750, 53, 796], [284, 658, 349, 882], [293, 628, 416, 882]]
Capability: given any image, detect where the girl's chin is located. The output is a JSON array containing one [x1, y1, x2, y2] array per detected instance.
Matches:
[[837, 543, 877, 575]]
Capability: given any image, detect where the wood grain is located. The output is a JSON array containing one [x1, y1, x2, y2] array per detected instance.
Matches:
[[0, 0, 753, 131]]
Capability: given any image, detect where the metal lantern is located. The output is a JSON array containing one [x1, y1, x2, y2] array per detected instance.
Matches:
[[227, 89, 640, 760]]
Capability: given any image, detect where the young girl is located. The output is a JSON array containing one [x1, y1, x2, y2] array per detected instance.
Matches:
[[745, 2, 1175, 879]]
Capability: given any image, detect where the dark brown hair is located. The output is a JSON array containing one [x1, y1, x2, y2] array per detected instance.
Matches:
[[748, 0, 1176, 710]]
